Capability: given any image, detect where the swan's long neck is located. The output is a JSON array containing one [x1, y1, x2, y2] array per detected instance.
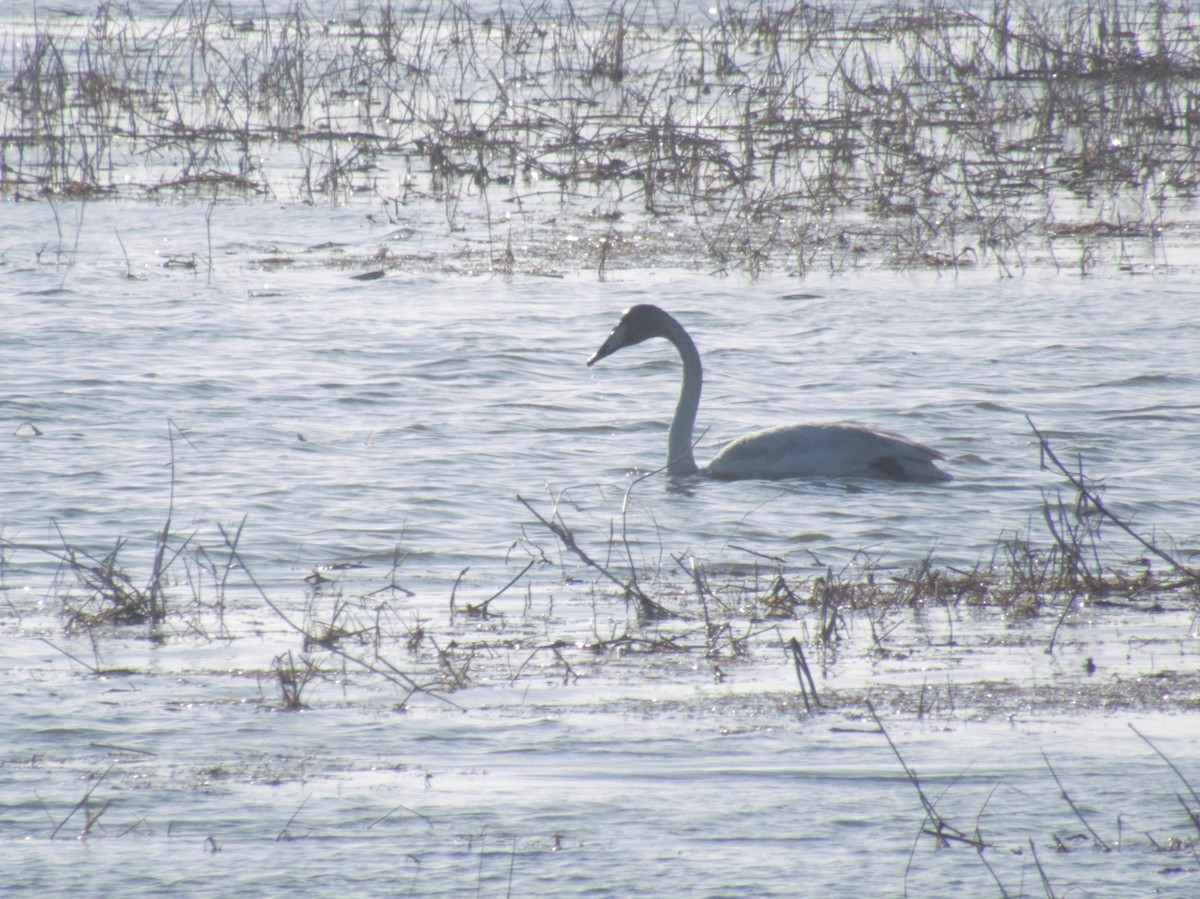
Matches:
[[661, 315, 702, 476]]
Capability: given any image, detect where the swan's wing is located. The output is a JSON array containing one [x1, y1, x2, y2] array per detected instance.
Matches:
[[705, 424, 951, 482]]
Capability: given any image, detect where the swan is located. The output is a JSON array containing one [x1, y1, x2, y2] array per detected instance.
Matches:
[[587, 304, 951, 483]]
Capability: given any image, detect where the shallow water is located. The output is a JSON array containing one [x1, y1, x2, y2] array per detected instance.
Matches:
[[4, 197, 1198, 583], [4, 1, 1200, 893], [5, 602, 1200, 897], [3, 192, 1200, 896]]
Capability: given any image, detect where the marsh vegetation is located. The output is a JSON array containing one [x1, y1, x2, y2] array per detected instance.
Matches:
[[10, 413, 1200, 892], [3, 0, 1199, 274], [4, 2, 1200, 893]]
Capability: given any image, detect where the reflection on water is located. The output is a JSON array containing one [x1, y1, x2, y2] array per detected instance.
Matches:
[[2, 148, 1200, 899], [4, 594, 1200, 896], [4, 199, 1198, 586]]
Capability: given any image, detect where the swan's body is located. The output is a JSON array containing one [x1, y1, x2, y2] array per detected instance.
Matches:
[[587, 304, 950, 483]]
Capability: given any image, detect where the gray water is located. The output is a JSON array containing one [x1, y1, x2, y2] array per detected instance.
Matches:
[[3, 195, 1200, 897], [5, 0, 1200, 892], [5, 198, 1198, 576]]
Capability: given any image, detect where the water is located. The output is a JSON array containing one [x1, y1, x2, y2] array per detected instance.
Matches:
[[5, 199, 1198, 581], [3, 195, 1200, 895], [11, 709, 1200, 896], [5, 0, 1200, 892]]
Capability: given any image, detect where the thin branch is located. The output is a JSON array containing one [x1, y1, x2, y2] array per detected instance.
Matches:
[[517, 494, 672, 619], [1028, 416, 1197, 582], [1041, 750, 1111, 851]]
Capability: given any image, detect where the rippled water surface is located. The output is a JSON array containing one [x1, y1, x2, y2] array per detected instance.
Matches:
[[7, 0, 1200, 869], [5, 199, 1198, 572], [4, 193, 1200, 896]]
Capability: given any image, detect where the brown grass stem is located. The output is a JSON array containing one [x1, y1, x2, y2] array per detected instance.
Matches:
[[1028, 416, 1199, 584], [50, 762, 115, 840], [464, 558, 534, 618], [219, 525, 464, 711], [867, 700, 977, 851], [517, 493, 671, 619], [1128, 724, 1200, 835], [786, 636, 819, 711], [1041, 749, 1112, 851]]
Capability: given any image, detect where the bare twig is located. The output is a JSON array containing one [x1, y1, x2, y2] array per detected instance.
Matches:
[[867, 701, 978, 850], [786, 636, 820, 711], [1028, 417, 1198, 583], [1042, 750, 1111, 851], [517, 494, 672, 619]]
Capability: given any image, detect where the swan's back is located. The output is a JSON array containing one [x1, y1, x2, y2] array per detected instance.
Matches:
[[704, 424, 951, 483]]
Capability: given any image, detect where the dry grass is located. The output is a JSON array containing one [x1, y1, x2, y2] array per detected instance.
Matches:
[[868, 708, 1200, 893], [3, 0, 1199, 274]]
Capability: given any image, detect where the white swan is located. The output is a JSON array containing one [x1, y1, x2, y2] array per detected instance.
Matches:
[[587, 304, 951, 483]]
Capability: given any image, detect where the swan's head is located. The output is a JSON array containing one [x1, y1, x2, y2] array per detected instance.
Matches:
[[587, 304, 670, 367]]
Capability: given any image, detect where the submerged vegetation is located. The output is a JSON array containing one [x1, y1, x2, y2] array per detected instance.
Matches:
[[3, 0, 1200, 274]]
